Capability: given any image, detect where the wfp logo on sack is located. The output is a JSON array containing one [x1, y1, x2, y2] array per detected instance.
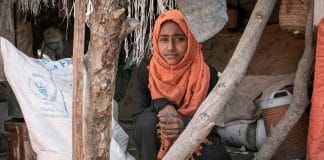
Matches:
[[28, 72, 70, 120], [29, 73, 57, 103], [27, 59, 72, 120]]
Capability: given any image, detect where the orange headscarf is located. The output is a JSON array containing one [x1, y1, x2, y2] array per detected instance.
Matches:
[[148, 9, 210, 117]]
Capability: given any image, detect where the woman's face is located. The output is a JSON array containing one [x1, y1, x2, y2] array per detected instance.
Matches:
[[158, 21, 188, 65]]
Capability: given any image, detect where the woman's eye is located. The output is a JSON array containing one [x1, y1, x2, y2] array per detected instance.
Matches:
[[158, 37, 168, 42], [175, 36, 186, 41]]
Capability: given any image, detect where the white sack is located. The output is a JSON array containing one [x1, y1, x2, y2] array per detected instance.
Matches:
[[0, 37, 134, 160]]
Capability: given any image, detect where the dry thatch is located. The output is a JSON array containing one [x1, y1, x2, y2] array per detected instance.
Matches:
[[16, 0, 56, 15], [0, 0, 70, 37]]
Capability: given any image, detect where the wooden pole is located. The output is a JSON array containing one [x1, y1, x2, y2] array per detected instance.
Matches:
[[72, 0, 85, 159], [254, 1, 314, 159], [163, 0, 277, 159]]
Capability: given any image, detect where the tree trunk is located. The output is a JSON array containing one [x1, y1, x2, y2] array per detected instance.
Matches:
[[83, 0, 138, 159], [163, 0, 277, 159], [254, 2, 314, 159]]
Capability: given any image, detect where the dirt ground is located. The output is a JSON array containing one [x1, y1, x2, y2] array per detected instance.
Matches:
[[202, 24, 304, 75]]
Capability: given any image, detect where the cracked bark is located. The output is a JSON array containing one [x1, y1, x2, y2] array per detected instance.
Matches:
[[82, 0, 139, 159]]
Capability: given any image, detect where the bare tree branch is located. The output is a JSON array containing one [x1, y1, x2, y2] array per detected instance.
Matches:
[[163, 0, 277, 159], [254, 1, 314, 159]]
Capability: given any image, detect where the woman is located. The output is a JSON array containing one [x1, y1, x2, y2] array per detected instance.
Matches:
[[132, 9, 231, 160]]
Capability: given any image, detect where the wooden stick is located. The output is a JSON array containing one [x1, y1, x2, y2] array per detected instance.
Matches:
[[254, 1, 314, 159], [72, 0, 85, 159], [163, 0, 277, 159]]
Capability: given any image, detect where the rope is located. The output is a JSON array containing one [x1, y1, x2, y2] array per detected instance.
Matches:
[[124, 0, 177, 66]]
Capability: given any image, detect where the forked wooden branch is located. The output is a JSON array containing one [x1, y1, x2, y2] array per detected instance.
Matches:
[[254, 2, 314, 159], [82, 0, 138, 159], [163, 0, 277, 159]]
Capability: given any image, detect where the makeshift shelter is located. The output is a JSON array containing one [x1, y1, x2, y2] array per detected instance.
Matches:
[[0, 0, 322, 159]]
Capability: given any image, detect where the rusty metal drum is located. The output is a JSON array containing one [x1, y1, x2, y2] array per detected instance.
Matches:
[[2, 118, 36, 160]]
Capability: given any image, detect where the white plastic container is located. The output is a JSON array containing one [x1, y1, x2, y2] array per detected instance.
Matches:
[[216, 123, 257, 150], [256, 118, 266, 150]]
